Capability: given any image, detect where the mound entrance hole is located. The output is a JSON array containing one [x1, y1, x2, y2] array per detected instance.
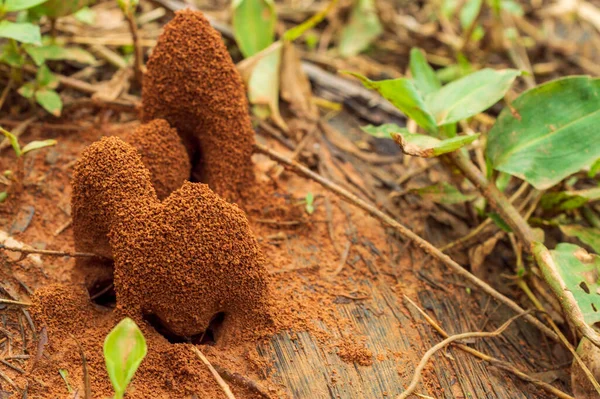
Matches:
[[143, 311, 226, 345]]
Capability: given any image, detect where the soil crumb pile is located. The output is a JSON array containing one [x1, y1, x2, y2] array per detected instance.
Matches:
[[142, 10, 255, 203], [123, 119, 190, 200], [71, 137, 272, 340]]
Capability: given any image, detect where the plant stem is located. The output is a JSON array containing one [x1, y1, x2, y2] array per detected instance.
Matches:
[[125, 11, 143, 87]]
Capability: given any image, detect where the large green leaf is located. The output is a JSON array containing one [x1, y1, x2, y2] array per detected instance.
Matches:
[[361, 123, 478, 157], [560, 225, 600, 254], [346, 72, 438, 134], [104, 318, 147, 398], [232, 0, 276, 58], [545, 243, 600, 325], [338, 0, 383, 58], [4, 0, 47, 11], [0, 21, 41, 45], [487, 76, 600, 190], [409, 48, 441, 96], [426, 68, 521, 126]]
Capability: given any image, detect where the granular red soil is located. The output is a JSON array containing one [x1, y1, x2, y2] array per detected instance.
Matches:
[[142, 10, 255, 203]]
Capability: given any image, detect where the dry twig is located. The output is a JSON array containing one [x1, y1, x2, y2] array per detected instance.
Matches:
[[191, 346, 237, 399]]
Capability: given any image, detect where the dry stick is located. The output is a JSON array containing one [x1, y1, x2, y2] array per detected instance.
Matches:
[[0, 298, 31, 306], [72, 336, 91, 399], [254, 142, 558, 342], [0, 244, 105, 259], [125, 10, 144, 86], [404, 296, 575, 399], [211, 364, 272, 399], [191, 346, 237, 399], [397, 310, 532, 399]]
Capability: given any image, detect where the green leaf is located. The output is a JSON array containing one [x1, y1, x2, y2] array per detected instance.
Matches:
[[232, 0, 276, 58], [361, 123, 478, 157], [0, 42, 26, 67], [104, 318, 147, 398], [345, 72, 438, 134], [589, 158, 600, 178], [305, 192, 314, 214], [560, 225, 600, 254], [117, 0, 138, 14], [540, 189, 600, 211], [460, 0, 482, 30], [35, 89, 62, 116], [0, 126, 22, 156], [17, 82, 35, 99], [0, 21, 41, 45], [412, 182, 477, 204], [409, 48, 441, 96], [542, 243, 600, 325], [58, 369, 73, 393], [247, 44, 284, 128], [426, 68, 521, 126], [0, 192, 7, 203], [29, 0, 89, 18], [36, 64, 59, 88], [4, 0, 47, 12], [338, 0, 383, 57], [25, 44, 96, 66], [488, 212, 513, 232], [487, 76, 600, 190], [73, 6, 95, 25], [21, 139, 57, 154]]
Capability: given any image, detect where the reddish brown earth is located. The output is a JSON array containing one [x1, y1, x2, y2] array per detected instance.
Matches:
[[142, 10, 256, 204]]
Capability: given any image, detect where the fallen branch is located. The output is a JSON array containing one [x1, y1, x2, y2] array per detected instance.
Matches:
[[0, 244, 106, 260], [191, 346, 237, 399], [253, 142, 558, 342], [404, 295, 574, 399], [397, 309, 532, 399]]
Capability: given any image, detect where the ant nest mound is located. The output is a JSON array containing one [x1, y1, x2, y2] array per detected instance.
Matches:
[[142, 10, 256, 203], [72, 136, 273, 341]]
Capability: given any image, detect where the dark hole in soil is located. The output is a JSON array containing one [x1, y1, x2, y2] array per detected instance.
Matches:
[[89, 280, 116, 308], [143, 311, 226, 346]]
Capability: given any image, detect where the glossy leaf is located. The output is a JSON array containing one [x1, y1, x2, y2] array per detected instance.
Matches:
[[409, 48, 441, 96], [560, 225, 600, 254], [346, 72, 438, 134], [412, 182, 476, 204], [104, 318, 147, 399], [544, 243, 600, 325], [4, 0, 47, 11], [487, 76, 600, 190], [21, 139, 57, 154], [426, 68, 520, 126], [0, 21, 41, 45], [338, 0, 383, 57], [232, 0, 276, 58], [35, 89, 62, 116], [361, 123, 477, 157]]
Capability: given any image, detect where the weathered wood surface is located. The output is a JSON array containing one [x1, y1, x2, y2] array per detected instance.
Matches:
[[259, 262, 565, 398]]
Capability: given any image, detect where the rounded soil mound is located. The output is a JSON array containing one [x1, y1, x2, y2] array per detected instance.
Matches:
[[142, 10, 255, 203], [71, 137, 273, 340], [123, 118, 191, 200]]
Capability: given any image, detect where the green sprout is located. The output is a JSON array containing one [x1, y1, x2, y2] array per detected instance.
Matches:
[[304, 192, 315, 215], [103, 317, 147, 399]]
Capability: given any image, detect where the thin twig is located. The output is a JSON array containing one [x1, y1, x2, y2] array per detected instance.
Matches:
[[211, 363, 272, 398], [0, 244, 106, 259], [397, 309, 532, 399], [71, 335, 91, 399], [403, 296, 574, 399], [191, 346, 237, 399], [0, 298, 31, 306], [254, 142, 558, 342]]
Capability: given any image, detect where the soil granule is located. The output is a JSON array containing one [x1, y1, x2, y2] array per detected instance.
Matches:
[[71, 137, 273, 339], [142, 10, 255, 203]]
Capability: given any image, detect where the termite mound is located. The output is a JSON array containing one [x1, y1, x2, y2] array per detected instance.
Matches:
[[71, 136, 273, 341], [142, 10, 255, 203]]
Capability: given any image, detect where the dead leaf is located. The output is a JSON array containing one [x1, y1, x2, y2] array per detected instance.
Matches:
[[280, 41, 318, 120]]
